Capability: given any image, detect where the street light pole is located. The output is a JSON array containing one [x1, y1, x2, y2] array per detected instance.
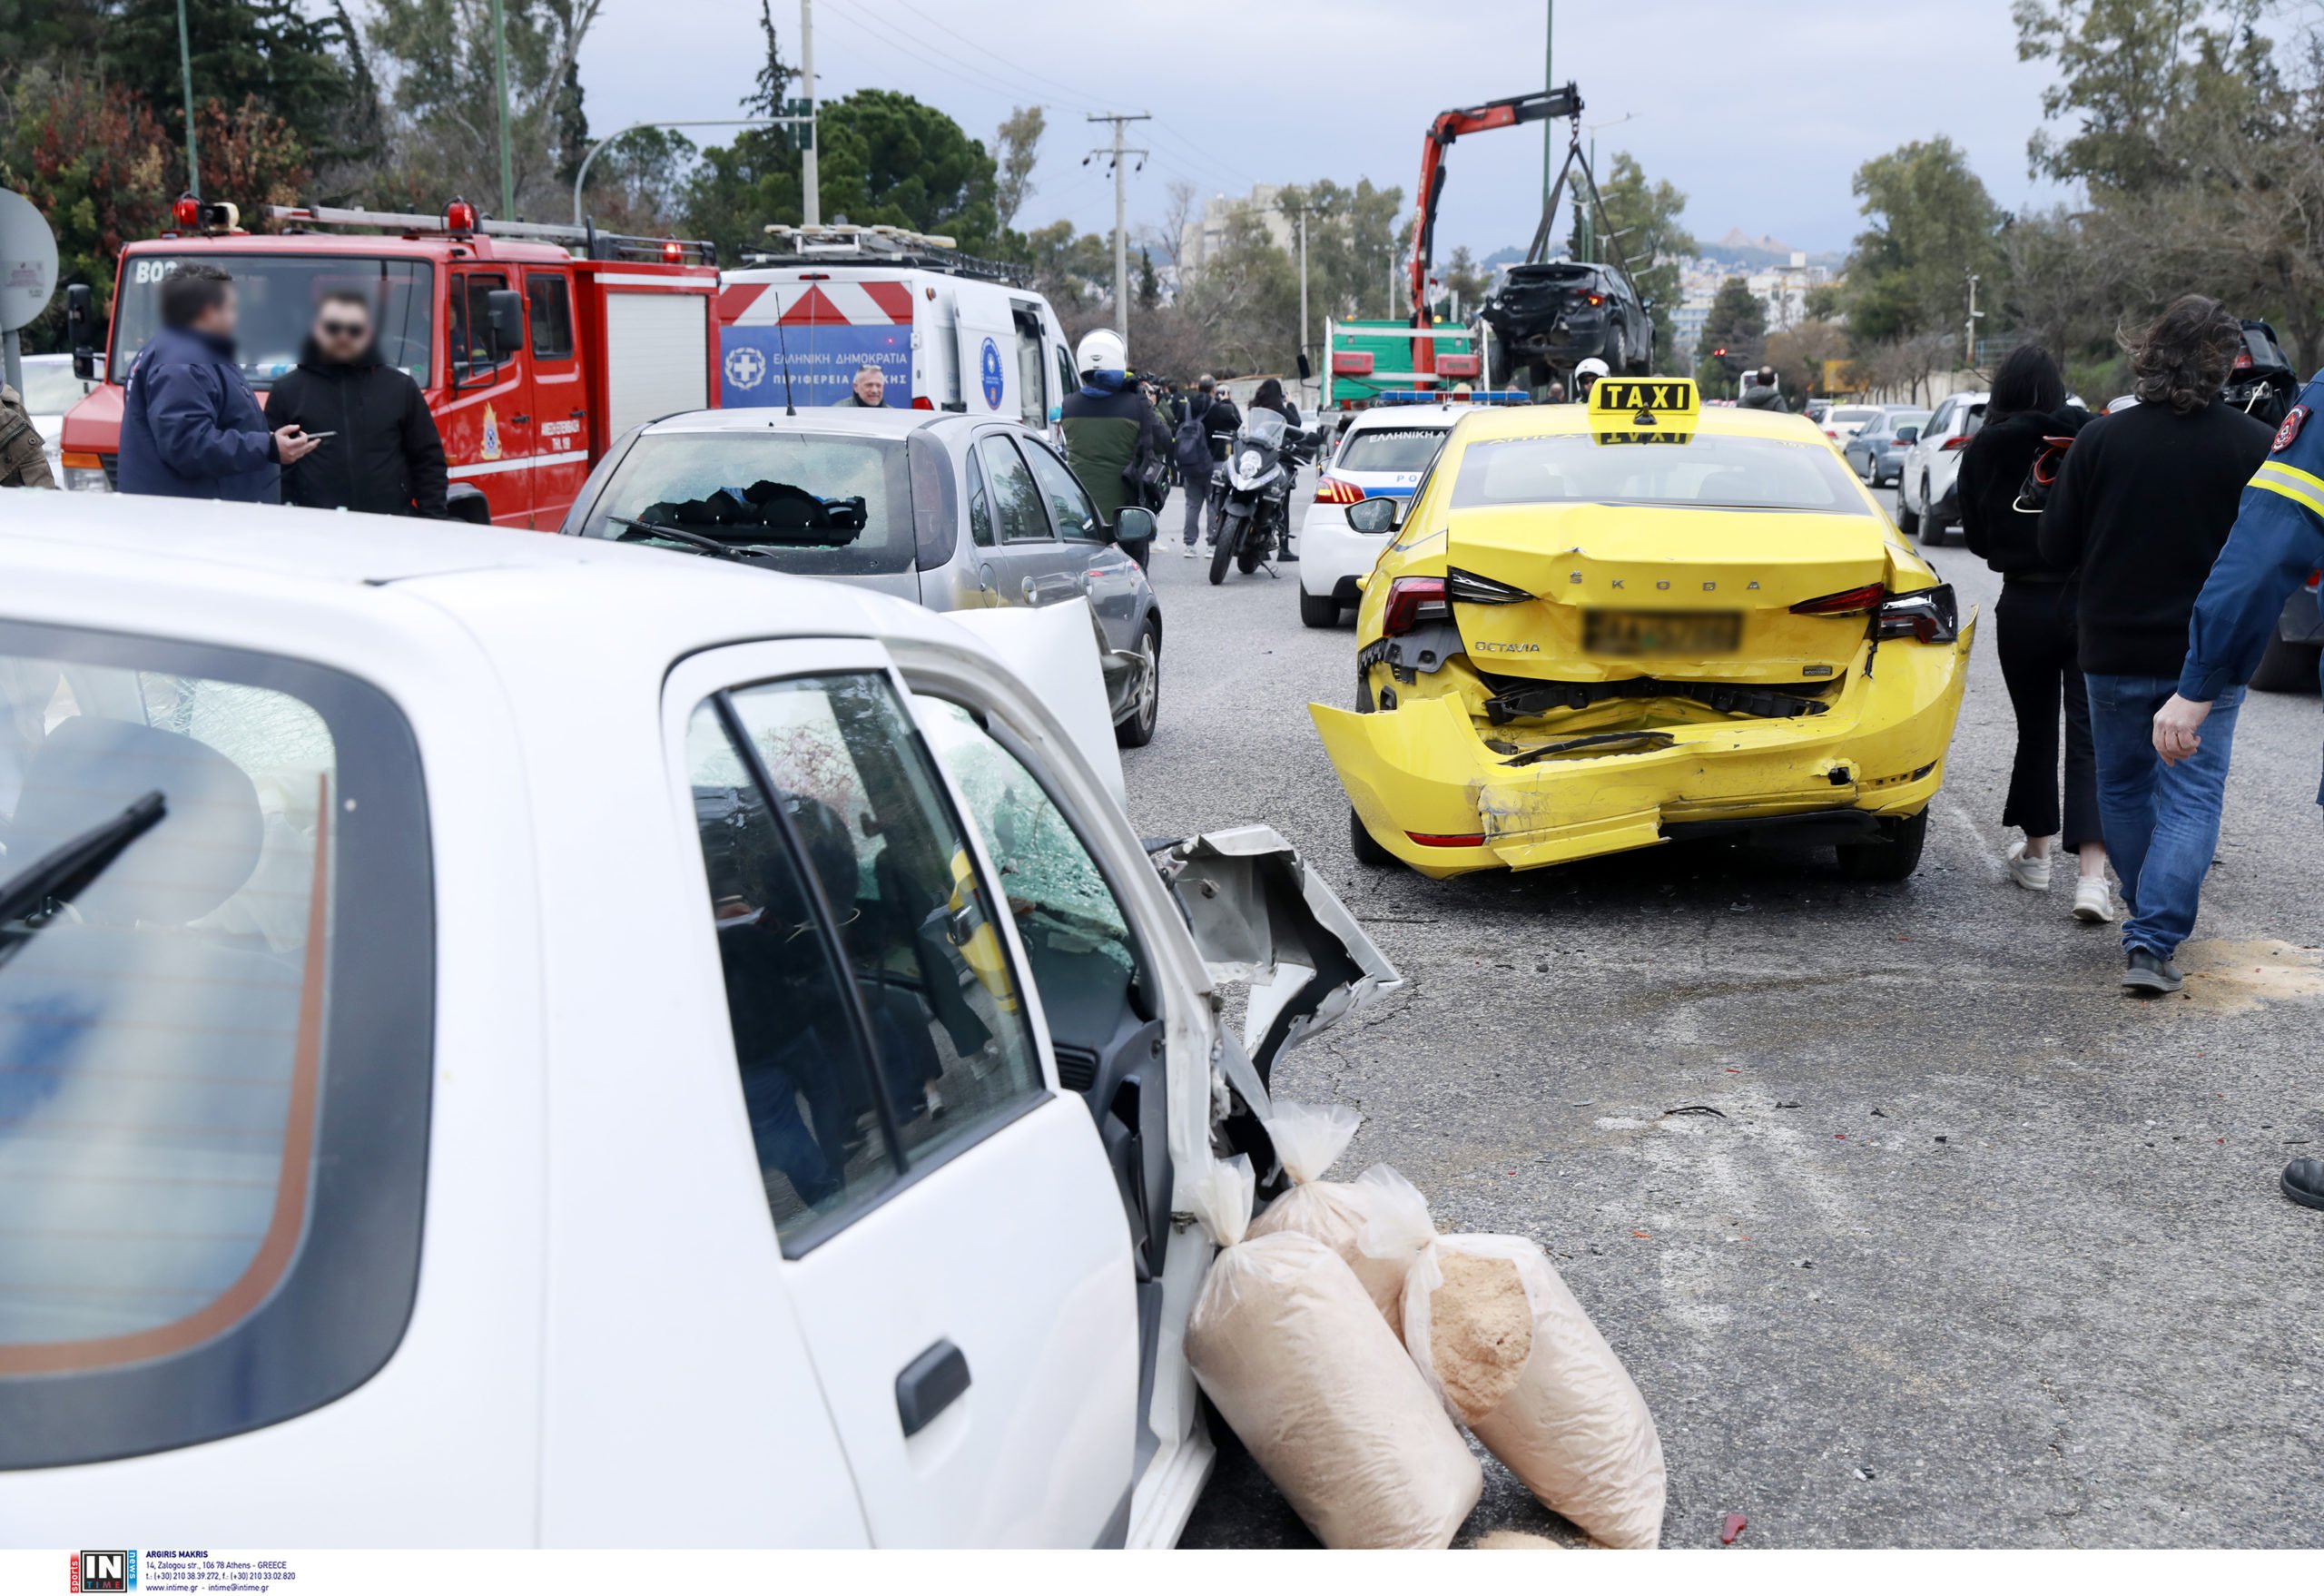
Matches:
[[1965, 272, 1982, 370], [490, 0, 514, 218], [175, 0, 199, 198], [1297, 207, 1309, 375], [801, 0, 820, 226]]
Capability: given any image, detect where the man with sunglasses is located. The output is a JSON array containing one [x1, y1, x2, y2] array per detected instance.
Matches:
[[264, 291, 448, 517]]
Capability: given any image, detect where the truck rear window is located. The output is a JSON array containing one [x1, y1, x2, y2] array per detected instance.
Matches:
[[576, 430, 920, 576], [0, 622, 431, 1469], [110, 255, 436, 388]]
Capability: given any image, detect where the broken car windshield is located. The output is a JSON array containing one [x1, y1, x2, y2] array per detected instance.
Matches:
[[581, 433, 914, 576]]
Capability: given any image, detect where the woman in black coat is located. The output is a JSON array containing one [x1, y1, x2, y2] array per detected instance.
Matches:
[[1957, 344, 2111, 921]]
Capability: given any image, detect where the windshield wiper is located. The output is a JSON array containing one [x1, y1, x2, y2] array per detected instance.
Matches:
[[609, 517, 769, 564], [0, 791, 167, 931]]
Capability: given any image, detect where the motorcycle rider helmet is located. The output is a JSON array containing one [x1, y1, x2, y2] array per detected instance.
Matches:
[[1574, 356, 1610, 383], [1076, 328, 1128, 379]]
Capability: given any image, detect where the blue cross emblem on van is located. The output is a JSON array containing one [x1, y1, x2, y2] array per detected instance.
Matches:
[[980, 337, 1005, 409]]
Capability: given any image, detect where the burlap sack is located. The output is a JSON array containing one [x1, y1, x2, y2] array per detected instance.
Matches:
[[1244, 1102, 1410, 1337], [1358, 1167, 1668, 1550], [1184, 1155, 1482, 1550]]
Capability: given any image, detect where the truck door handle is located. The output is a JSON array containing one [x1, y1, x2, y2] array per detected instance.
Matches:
[[508, 414, 531, 425], [568, 408, 586, 418], [895, 1338, 970, 1437]]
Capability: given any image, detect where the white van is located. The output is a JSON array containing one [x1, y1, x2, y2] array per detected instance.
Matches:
[[717, 225, 1075, 442]]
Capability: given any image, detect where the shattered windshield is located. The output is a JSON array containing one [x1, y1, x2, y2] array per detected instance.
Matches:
[[578, 431, 915, 576]]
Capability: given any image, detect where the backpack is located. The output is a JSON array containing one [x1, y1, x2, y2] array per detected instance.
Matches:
[[1174, 408, 1210, 475], [2012, 435, 2077, 516]]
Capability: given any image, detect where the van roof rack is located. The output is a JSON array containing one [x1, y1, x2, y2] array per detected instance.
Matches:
[[267, 204, 717, 265], [744, 223, 1029, 286]]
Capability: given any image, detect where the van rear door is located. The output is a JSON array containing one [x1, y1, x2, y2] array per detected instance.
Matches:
[[953, 281, 1021, 423]]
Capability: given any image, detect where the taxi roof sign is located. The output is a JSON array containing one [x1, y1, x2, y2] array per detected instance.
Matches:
[[1588, 377, 1699, 427]]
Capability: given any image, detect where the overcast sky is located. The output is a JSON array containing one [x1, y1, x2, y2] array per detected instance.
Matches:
[[576, 0, 2077, 260]]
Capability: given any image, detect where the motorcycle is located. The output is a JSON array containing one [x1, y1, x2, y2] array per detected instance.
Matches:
[[1208, 409, 1318, 586]]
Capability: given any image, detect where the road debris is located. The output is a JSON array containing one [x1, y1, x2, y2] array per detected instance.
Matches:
[[1662, 1105, 1727, 1119], [1720, 1512, 1748, 1545]]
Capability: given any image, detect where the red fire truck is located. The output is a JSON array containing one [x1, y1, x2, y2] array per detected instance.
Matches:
[[56, 198, 719, 528]]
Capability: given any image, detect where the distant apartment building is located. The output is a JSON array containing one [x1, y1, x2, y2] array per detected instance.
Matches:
[[1179, 184, 1296, 274], [1671, 251, 1835, 363]]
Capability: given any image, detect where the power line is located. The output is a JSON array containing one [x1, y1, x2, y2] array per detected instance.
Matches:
[[881, 0, 1099, 112], [818, 0, 1069, 113]]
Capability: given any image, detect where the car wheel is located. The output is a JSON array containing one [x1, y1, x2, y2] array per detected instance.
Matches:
[[2250, 632, 2323, 693], [1897, 478, 1922, 537], [1349, 806, 1398, 867], [1837, 809, 1929, 882], [1608, 322, 1628, 372], [1114, 616, 1161, 747], [1299, 589, 1339, 628], [1860, 450, 1876, 484]]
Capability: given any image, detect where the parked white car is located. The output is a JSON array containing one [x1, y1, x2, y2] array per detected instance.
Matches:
[[1299, 401, 1472, 627], [0, 496, 1395, 1547], [1896, 389, 1989, 543], [1818, 404, 1885, 445]]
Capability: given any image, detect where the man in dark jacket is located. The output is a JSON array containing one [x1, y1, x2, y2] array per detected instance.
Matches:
[[117, 264, 316, 501], [1059, 329, 1168, 556], [2038, 294, 2274, 994], [265, 292, 448, 517]]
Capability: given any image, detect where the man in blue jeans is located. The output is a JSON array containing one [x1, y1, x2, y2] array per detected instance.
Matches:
[[2153, 383, 2324, 1210], [2039, 295, 2275, 994]]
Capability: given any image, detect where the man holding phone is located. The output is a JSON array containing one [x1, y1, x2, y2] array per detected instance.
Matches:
[[265, 291, 448, 517]]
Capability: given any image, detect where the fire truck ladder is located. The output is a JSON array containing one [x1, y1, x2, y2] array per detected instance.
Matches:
[[268, 204, 717, 265], [744, 223, 1032, 287]]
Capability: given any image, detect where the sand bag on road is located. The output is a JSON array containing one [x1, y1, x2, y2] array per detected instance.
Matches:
[[1184, 1154, 1482, 1550], [1244, 1101, 1411, 1336], [1359, 1167, 1667, 1549]]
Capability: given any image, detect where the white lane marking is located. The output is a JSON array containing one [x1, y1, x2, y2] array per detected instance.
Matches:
[[1937, 795, 2008, 882]]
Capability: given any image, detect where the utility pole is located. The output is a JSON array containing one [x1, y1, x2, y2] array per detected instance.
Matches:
[[801, 0, 820, 226], [490, 0, 513, 218], [1297, 207, 1310, 372], [1965, 271, 1983, 370], [174, 0, 199, 197], [1086, 113, 1150, 345], [1541, 0, 1556, 214]]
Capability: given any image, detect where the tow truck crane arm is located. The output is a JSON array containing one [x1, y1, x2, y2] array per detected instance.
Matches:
[[1409, 84, 1582, 324]]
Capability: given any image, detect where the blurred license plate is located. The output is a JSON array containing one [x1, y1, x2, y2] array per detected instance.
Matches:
[[1583, 610, 1741, 655]]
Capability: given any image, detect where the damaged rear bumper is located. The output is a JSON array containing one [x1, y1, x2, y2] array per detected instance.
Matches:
[[1310, 625, 1974, 878]]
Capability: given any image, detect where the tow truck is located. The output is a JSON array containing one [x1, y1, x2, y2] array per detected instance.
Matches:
[[56, 197, 720, 527]]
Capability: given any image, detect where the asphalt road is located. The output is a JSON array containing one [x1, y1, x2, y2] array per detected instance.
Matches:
[[1137, 474, 2324, 1550]]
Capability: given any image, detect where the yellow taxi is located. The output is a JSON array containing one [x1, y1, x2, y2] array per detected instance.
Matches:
[[1313, 377, 1973, 881]]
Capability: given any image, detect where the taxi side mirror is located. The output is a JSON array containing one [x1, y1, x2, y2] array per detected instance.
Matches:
[[1346, 496, 1403, 535]]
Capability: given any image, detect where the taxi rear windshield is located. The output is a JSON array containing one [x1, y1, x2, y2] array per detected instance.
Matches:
[[0, 622, 431, 1470], [1451, 431, 1867, 514], [1336, 427, 1448, 473], [576, 431, 917, 576]]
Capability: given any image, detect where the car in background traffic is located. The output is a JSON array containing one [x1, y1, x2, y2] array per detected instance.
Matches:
[[1819, 404, 1885, 445], [2252, 567, 2324, 691], [1896, 390, 1988, 541], [1842, 406, 1930, 488], [1301, 397, 1481, 628], [14, 353, 98, 486], [562, 407, 1164, 745], [0, 493, 1398, 1547], [1479, 260, 1651, 387]]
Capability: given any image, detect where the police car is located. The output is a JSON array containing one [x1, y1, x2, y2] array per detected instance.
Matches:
[[0, 495, 1396, 1546], [1299, 392, 1528, 628]]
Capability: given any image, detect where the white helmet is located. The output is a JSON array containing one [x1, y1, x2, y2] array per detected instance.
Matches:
[[1076, 328, 1128, 377], [1574, 357, 1610, 380]]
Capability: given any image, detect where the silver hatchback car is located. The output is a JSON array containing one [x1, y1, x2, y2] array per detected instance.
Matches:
[[562, 408, 1165, 744]]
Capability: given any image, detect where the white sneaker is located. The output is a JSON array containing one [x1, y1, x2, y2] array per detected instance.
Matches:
[[1179, 541, 1198, 558], [2006, 840, 2052, 892], [2073, 875, 2115, 923]]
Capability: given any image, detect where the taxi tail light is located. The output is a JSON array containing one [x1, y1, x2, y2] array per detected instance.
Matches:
[[1790, 584, 1885, 617], [1315, 476, 1364, 505], [1381, 576, 1450, 635], [1407, 831, 1486, 848], [1444, 566, 1531, 606], [1876, 585, 1960, 644]]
